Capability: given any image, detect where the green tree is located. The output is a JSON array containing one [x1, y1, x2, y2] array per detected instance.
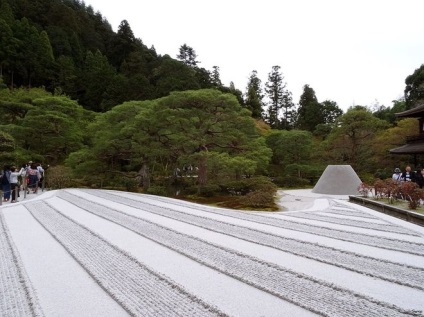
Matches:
[[152, 55, 199, 97], [176, 43, 199, 67], [372, 99, 406, 124], [211, 66, 222, 88], [10, 96, 93, 163], [228, 81, 244, 108], [109, 20, 137, 68], [322, 107, 389, 172], [0, 131, 15, 164], [37, 30, 55, 85], [71, 89, 271, 191], [266, 129, 313, 177], [12, 18, 42, 87], [404, 64, 424, 109], [295, 84, 324, 132], [193, 67, 213, 88], [67, 100, 151, 178], [46, 26, 72, 57], [321, 100, 343, 124], [0, 0, 14, 25], [55, 55, 78, 96], [245, 70, 264, 119], [78, 50, 117, 111], [311, 100, 343, 138], [0, 19, 18, 79], [265, 66, 293, 129], [150, 90, 269, 188], [371, 118, 416, 173]]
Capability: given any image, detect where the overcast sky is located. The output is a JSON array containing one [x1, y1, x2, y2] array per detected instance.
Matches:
[[84, 0, 424, 111]]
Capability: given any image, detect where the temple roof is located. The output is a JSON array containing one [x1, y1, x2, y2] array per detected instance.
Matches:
[[389, 142, 424, 154], [395, 104, 424, 118]]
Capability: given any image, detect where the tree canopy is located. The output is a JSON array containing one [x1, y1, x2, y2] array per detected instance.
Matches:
[[1, 0, 423, 198]]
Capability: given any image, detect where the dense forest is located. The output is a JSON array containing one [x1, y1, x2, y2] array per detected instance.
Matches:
[[1, 0, 424, 207]]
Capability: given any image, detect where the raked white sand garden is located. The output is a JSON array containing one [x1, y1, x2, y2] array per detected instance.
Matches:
[[1, 188, 424, 316]]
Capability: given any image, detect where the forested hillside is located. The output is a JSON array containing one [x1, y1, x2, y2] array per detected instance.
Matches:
[[1, 0, 424, 205], [0, 0, 229, 112]]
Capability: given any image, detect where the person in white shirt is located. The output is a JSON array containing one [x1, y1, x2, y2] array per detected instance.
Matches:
[[9, 166, 25, 203], [392, 167, 402, 182]]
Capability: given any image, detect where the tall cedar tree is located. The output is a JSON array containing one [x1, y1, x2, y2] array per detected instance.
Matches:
[[211, 66, 222, 88], [265, 66, 293, 129], [296, 84, 324, 132], [245, 70, 264, 119]]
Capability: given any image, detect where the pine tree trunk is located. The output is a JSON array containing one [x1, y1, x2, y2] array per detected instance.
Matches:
[[140, 162, 150, 191], [197, 157, 207, 194]]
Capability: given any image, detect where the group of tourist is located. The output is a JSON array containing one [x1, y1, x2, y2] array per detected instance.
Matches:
[[392, 165, 424, 188], [1, 161, 44, 203]]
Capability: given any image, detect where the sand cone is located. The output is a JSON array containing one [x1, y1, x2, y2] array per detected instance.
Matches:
[[312, 165, 362, 195]]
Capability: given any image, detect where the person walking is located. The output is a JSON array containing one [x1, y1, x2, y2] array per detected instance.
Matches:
[[1, 165, 11, 202], [9, 166, 25, 203], [27, 163, 41, 194]]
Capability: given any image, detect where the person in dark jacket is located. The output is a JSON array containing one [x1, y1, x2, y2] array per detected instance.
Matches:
[[1, 165, 11, 202], [415, 168, 424, 188], [401, 165, 416, 183]]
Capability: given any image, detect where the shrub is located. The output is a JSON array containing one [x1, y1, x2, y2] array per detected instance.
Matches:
[[219, 180, 251, 196], [357, 182, 371, 197], [273, 176, 310, 188], [398, 181, 422, 209], [120, 177, 139, 192], [238, 190, 275, 209], [370, 178, 424, 209], [45, 165, 77, 189], [198, 184, 221, 197], [146, 185, 168, 196]]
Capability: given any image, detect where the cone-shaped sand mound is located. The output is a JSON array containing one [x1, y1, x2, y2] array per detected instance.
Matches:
[[312, 165, 362, 195]]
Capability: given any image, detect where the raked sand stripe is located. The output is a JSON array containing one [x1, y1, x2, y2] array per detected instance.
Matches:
[[61, 190, 424, 291], [115, 190, 424, 256], [278, 211, 418, 235], [25, 201, 228, 317], [0, 211, 44, 317], [55, 190, 422, 317]]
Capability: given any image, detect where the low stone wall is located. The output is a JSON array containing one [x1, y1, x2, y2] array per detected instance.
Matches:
[[349, 196, 424, 227]]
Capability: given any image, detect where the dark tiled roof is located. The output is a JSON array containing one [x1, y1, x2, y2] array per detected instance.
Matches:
[[395, 104, 424, 117], [389, 142, 424, 154]]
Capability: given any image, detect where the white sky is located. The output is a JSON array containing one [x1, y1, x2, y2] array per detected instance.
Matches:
[[83, 0, 424, 111]]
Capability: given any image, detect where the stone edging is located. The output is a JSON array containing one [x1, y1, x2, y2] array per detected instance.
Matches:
[[349, 196, 424, 227]]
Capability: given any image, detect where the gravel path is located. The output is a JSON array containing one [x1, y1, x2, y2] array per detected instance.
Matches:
[[0, 212, 44, 317], [62, 190, 424, 290], [53, 190, 422, 317]]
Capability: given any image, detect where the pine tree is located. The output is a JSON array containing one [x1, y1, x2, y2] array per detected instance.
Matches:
[[177, 44, 199, 67]]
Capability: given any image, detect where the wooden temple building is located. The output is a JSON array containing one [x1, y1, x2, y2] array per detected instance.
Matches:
[[389, 105, 424, 164]]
